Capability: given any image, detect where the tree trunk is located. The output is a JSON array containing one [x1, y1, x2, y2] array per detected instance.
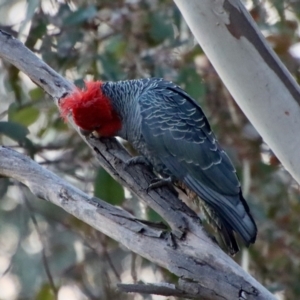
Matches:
[[174, 0, 300, 184]]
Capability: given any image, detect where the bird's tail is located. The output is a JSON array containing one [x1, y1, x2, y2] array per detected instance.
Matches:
[[198, 191, 257, 256], [200, 199, 239, 255], [174, 180, 256, 255]]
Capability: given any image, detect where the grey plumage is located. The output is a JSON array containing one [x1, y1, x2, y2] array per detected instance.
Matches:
[[102, 78, 257, 254]]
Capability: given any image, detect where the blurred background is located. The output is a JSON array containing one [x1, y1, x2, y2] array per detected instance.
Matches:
[[0, 0, 300, 299]]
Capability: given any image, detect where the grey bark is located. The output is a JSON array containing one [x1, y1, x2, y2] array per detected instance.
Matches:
[[0, 30, 275, 300]]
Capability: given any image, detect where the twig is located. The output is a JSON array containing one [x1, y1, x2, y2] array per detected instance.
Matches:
[[131, 253, 137, 284], [99, 233, 122, 282], [117, 282, 187, 297], [21, 188, 58, 298]]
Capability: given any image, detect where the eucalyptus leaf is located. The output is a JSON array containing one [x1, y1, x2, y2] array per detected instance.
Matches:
[[150, 13, 173, 43], [0, 121, 29, 142], [10, 106, 39, 127], [64, 6, 97, 26], [35, 284, 56, 300], [94, 168, 124, 205]]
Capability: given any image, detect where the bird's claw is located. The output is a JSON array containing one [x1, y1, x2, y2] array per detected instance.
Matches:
[[124, 156, 151, 170], [146, 177, 173, 192]]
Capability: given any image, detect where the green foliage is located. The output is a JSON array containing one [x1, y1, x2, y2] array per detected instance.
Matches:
[[178, 67, 205, 99], [0, 121, 29, 142], [149, 12, 174, 43], [147, 207, 165, 223], [29, 88, 45, 101], [94, 168, 124, 205], [35, 284, 56, 300], [9, 105, 40, 127], [64, 5, 97, 26]]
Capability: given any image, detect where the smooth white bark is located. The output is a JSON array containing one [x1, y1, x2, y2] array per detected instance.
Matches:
[[174, 0, 300, 183]]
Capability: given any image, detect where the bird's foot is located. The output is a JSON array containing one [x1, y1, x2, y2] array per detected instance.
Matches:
[[147, 176, 173, 192], [124, 156, 151, 169]]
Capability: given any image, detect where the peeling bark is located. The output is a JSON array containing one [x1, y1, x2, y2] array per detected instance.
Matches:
[[174, 0, 300, 184]]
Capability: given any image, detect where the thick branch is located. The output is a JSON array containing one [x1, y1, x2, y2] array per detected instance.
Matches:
[[0, 30, 275, 299], [173, 0, 300, 184], [0, 147, 274, 300]]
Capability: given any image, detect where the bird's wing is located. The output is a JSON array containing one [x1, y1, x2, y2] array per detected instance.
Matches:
[[139, 80, 256, 245]]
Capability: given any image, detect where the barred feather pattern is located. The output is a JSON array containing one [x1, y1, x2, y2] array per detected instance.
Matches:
[[102, 78, 257, 255]]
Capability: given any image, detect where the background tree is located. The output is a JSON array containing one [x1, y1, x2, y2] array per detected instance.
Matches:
[[0, 0, 299, 299]]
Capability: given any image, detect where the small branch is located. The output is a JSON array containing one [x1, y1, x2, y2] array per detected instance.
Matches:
[[22, 190, 58, 298], [117, 282, 188, 297], [99, 234, 122, 282], [131, 253, 137, 283], [0, 29, 73, 100]]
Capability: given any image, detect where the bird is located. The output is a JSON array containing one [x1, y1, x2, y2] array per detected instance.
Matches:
[[59, 78, 257, 255]]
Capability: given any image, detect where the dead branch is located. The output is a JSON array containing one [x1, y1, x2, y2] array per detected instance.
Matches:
[[0, 30, 275, 300]]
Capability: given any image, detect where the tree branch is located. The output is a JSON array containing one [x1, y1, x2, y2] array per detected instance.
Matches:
[[21, 189, 58, 298], [0, 147, 274, 299], [117, 282, 187, 297], [0, 30, 275, 299]]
